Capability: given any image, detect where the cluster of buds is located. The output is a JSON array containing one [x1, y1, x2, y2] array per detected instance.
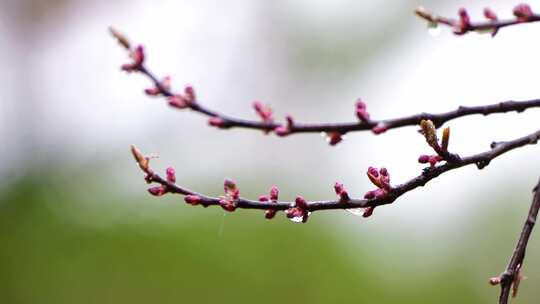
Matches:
[[259, 186, 279, 219], [285, 196, 310, 223], [110, 28, 145, 73], [364, 167, 391, 200], [274, 115, 295, 137], [418, 120, 451, 167], [334, 182, 350, 202], [167, 85, 197, 109], [253, 101, 274, 128], [148, 167, 176, 197], [363, 167, 391, 217], [355, 99, 370, 122], [220, 179, 239, 212], [416, 4, 537, 37], [121, 45, 145, 72]]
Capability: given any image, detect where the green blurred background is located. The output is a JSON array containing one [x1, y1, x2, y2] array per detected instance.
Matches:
[[1, 0, 539, 303]]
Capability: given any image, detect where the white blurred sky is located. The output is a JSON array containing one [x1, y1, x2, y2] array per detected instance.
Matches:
[[1, 0, 539, 253]]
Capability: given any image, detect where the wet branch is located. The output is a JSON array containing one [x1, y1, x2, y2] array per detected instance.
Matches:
[[489, 178, 540, 304], [110, 29, 540, 142], [415, 4, 540, 37], [133, 128, 540, 219]]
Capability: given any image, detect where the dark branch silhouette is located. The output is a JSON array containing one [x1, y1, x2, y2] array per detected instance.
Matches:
[[489, 179, 540, 304]]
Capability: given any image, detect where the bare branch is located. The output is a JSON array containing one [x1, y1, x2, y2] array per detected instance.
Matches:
[[489, 178, 540, 304], [110, 29, 540, 144], [415, 4, 540, 37], [134, 129, 539, 221]]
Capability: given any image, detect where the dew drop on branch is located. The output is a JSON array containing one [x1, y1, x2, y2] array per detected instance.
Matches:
[[346, 208, 364, 217], [427, 22, 441, 37], [288, 212, 311, 224]]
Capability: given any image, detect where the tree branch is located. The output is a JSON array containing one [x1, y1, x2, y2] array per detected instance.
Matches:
[[109, 29, 540, 144], [415, 4, 540, 37], [489, 178, 540, 304], [132, 128, 539, 221]]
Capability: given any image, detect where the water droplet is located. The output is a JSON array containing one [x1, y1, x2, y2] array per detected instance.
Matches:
[[427, 22, 440, 37], [428, 27, 441, 37], [288, 212, 311, 224], [346, 208, 364, 216]]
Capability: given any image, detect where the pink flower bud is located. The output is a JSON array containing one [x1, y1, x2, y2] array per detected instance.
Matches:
[[334, 182, 345, 195], [356, 99, 367, 110], [224, 178, 237, 192], [334, 182, 349, 201], [274, 126, 290, 137], [168, 95, 188, 109], [418, 155, 430, 163], [208, 117, 227, 128], [133, 45, 145, 65], [379, 167, 388, 177], [185, 195, 202, 205], [355, 99, 370, 122], [364, 189, 386, 200], [458, 8, 470, 25], [364, 190, 376, 200], [295, 196, 308, 210], [371, 124, 388, 135], [368, 167, 379, 177], [453, 8, 471, 35], [363, 206, 375, 218], [265, 209, 277, 219], [220, 199, 237, 212], [327, 132, 343, 146], [428, 155, 443, 167], [144, 87, 161, 96], [356, 109, 370, 122], [230, 189, 240, 200], [253, 101, 263, 112], [513, 4, 533, 22], [121, 45, 145, 72], [148, 186, 166, 196], [253, 101, 273, 124], [483, 7, 498, 21], [259, 195, 269, 202], [166, 167, 176, 183], [184, 85, 196, 102], [269, 186, 279, 201]]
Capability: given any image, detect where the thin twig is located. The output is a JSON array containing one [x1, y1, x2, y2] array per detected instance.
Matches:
[[415, 5, 540, 37], [490, 178, 540, 304], [139, 64, 540, 135], [137, 129, 539, 217]]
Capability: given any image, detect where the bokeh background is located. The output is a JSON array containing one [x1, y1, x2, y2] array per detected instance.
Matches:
[[1, 0, 539, 303]]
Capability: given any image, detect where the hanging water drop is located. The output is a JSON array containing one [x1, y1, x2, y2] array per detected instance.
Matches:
[[427, 21, 440, 37], [346, 208, 364, 216], [288, 212, 311, 224]]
